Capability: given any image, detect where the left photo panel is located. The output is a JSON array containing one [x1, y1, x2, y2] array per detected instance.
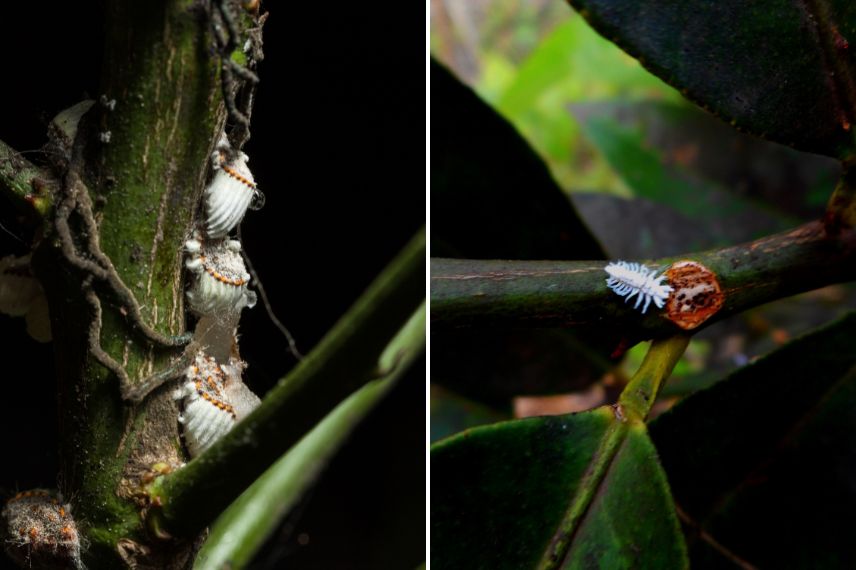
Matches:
[[0, 1, 426, 568]]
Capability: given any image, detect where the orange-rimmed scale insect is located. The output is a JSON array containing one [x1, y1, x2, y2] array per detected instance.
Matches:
[[2, 489, 84, 570]]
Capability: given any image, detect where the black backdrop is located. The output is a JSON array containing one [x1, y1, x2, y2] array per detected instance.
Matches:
[[0, 1, 425, 568]]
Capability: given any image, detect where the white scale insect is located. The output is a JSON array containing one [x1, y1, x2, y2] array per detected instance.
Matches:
[[604, 261, 673, 314], [204, 140, 264, 239], [175, 351, 261, 457], [185, 235, 257, 317]]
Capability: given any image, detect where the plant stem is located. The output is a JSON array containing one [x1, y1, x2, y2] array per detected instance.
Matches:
[[194, 303, 425, 569], [149, 228, 426, 536], [618, 336, 689, 420], [431, 220, 856, 336], [32, 1, 223, 566]]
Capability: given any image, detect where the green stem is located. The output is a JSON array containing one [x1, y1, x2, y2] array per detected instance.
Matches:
[[618, 336, 690, 420], [193, 303, 425, 569], [432, 220, 856, 335], [32, 1, 224, 566], [150, 228, 426, 536]]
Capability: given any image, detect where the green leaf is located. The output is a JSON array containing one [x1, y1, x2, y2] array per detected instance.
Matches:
[[430, 58, 604, 260], [650, 312, 856, 567], [567, 0, 856, 158], [431, 409, 686, 569], [431, 338, 690, 570]]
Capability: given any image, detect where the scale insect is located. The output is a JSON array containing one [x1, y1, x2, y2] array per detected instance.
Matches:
[[2, 489, 83, 570], [204, 141, 264, 239], [604, 261, 673, 314], [174, 351, 260, 457], [185, 234, 257, 317]]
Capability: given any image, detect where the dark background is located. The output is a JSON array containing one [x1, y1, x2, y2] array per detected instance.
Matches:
[[0, 1, 425, 568]]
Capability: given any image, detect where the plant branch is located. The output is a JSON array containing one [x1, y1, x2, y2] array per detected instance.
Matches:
[[0, 137, 52, 216], [431, 220, 856, 337], [194, 303, 426, 568], [148, 228, 426, 536]]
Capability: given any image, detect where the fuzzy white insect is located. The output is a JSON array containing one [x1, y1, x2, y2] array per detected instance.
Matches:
[[2, 489, 84, 570], [604, 261, 673, 314], [185, 235, 257, 317], [174, 351, 260, 457], [203, 140, 264, 239]]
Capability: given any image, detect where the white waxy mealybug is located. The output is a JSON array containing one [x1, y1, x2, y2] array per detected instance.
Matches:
[[2, 489, 83, 570], [185, 235, 257, 317], [604, 261, 673, 314], [204, 144, 263, 239], [174, 351, 261, 457]]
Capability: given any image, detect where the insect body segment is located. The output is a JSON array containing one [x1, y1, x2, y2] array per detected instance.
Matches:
[[605, 261, 673, 314]]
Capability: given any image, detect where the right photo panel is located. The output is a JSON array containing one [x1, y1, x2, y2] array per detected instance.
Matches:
[[430, 1, 855, 568]]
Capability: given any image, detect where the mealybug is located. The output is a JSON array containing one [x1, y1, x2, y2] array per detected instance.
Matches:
[[2, 489, 83, 570], [204, 142, 264, 239], [604, 261, 673, 314], [185, 235, 257, 317]]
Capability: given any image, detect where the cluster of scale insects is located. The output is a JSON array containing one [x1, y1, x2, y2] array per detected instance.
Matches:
[[176, 134, 265, 456]]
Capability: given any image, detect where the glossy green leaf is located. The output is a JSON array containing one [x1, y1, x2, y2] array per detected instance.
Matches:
[[430, 58, 604, 260], [568, 0, 856, 158], [650, 312, 856, 567], [431, 409, 686, 569], [432, 338, 690, 570]]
